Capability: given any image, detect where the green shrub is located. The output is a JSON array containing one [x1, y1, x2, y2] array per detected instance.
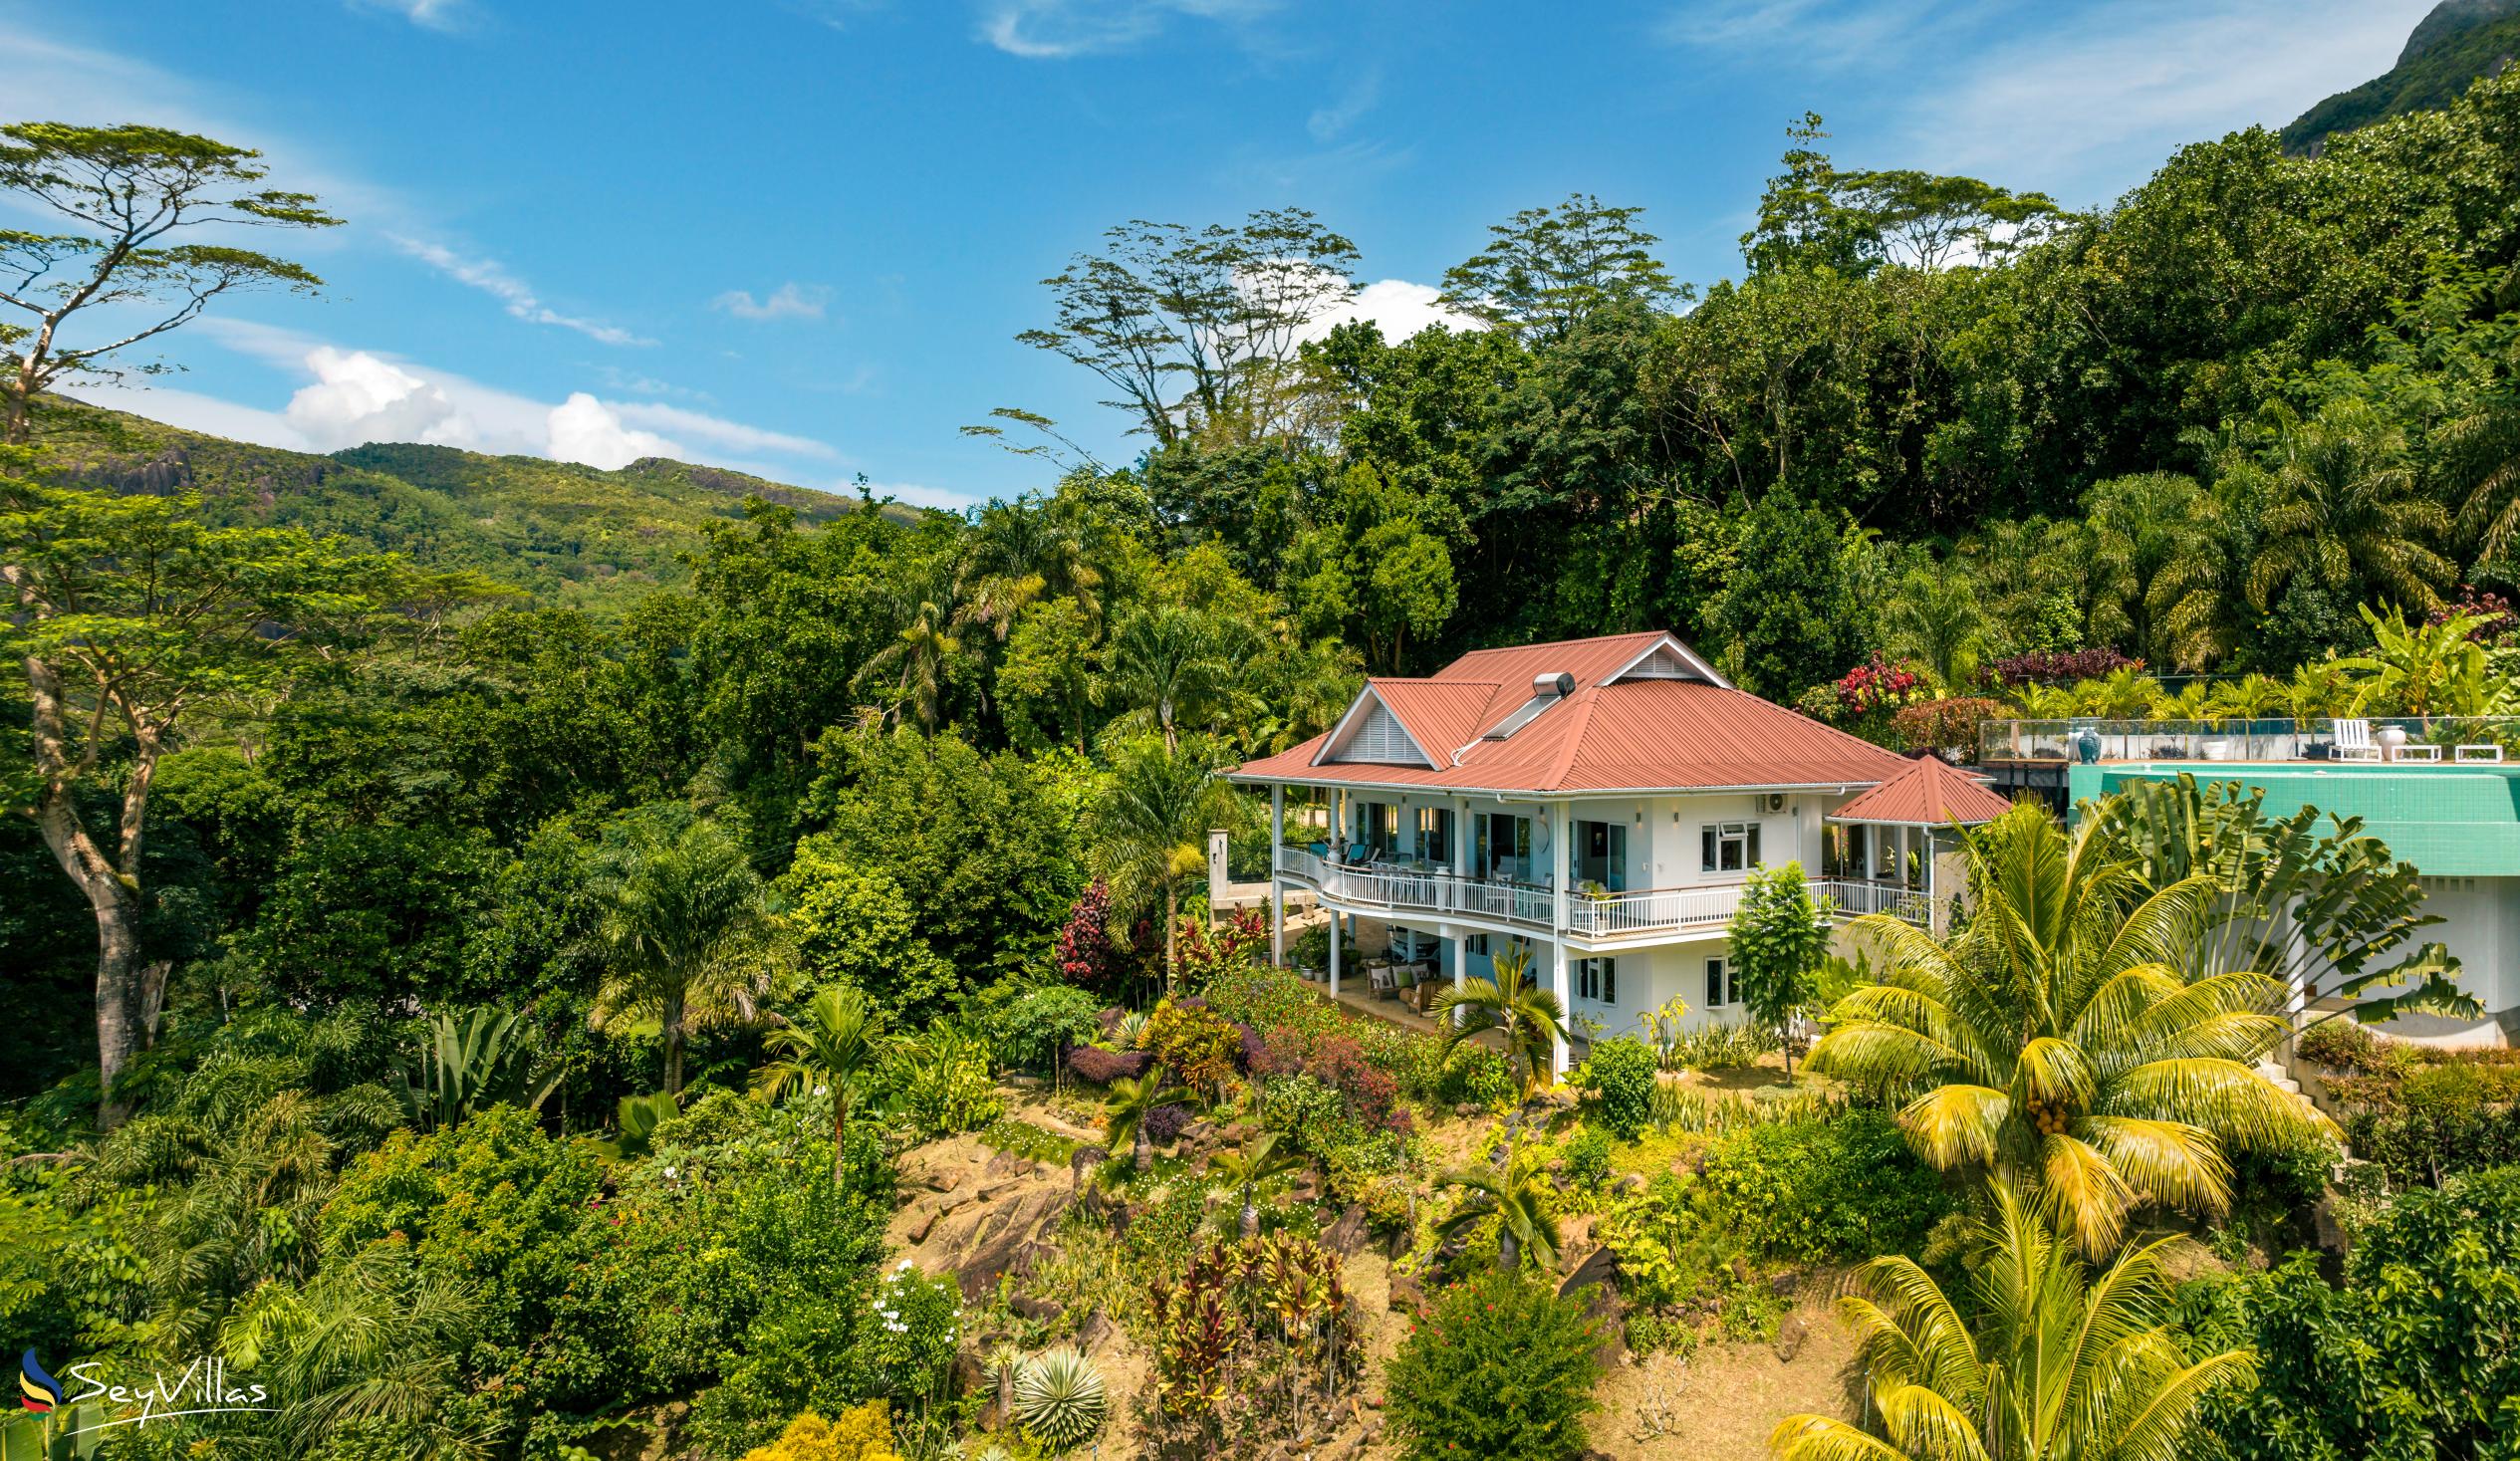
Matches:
[[1012, 1346, 1108, 1449], [1583, 1037, 1657, 1139], [2175, 1164, 2520, 1461], [1384, 1269, 1603, 1461], [1259, 1073, 1350, 1156], [1203, 962, 1340, 1044], [1142, 998, 1241, 1096], [988, 984, 1104, 1079], [2295, 1019, 2376, 1071], [1434, 1044, 1514, 1107], [881, 1025, 1003, 1138], [1697, 1109, 1949, 1263], [1563, 1125, 1613, 1190]]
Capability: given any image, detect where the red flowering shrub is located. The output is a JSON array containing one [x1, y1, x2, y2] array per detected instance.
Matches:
[[1176, 909, 1268, 989], [1306, 1036, 1403, 1133], [1832, 654, 1932, 716], [1067, 1046, 1153, 1084], [2433, 587, 2520, 646], [1057, 879, 1128, 989]]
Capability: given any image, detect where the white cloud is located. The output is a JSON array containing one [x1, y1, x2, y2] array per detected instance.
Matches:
[[548, 393, 680, 469], [1294, 278, 1482, 346], [711, 282, 833, 321], [1661, 0, 2433, 200], [978, 0, 1276, 59], [389, 234, 655, 347], [350, 0, 470, 32], [87, 324, 849, 478]]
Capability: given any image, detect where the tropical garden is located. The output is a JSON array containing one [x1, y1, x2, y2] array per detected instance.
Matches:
[[10, 51, 2520, 1461]]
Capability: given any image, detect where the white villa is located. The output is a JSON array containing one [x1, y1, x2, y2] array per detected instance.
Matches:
[[1229, 630, 2012, 1074]]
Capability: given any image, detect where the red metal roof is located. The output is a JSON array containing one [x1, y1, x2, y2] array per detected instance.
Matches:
[[1236, 630, 1912, 794], [1827, 755, 2013, 825]]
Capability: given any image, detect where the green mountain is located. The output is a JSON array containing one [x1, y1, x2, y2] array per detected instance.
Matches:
[[32, 395, 916, 612], [2284, 0, 2520, 154]]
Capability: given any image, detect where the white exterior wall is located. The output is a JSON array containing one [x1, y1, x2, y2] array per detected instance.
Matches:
[[2366, 875, 2520, 1047]]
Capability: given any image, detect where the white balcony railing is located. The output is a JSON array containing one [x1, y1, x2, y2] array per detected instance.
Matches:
[[1273, 847, 1930, 939]]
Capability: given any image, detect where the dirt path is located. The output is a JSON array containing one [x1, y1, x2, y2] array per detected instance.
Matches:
[[1590, 1296, 1863, 1460]]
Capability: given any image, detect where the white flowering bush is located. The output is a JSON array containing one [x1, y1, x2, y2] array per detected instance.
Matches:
[[864, 1259, 963, 1405]]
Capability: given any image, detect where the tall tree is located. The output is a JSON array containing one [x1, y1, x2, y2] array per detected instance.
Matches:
[[1440, 192, 1679, 343], [2084, 472, 2222, 665], [1101, 604, 1248, 753], [590, 813, 774, 1095], [0, 469, 431, 1124], [1018, 209, 1360, 446], [0, 123, 340, 443]]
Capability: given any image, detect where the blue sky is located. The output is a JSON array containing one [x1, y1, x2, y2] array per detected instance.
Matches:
[[7, 0, 2434, 509]]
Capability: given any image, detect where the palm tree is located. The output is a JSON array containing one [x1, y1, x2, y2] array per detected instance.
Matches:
[[1105, 1069, 1192, 1172], [1807, 802, 2331, 1256], [854, 560, 966, 734], [752, 985, 897, 1185], [1431, 1148, 1561, 1272], [2085, 471, 2222, 667], [1885, 558, 1991, 689], [1103, 604, 1247, 753], [2243, 399, 2453, 617], [1769, 1183, 2254, 1461], [591, 814, 773, 1096], [1089, 738, 1244, 993], [1209, 1130, 1305, 1238], [1428, 944, 1571, 1104], [2446, 383, 2520, 562]]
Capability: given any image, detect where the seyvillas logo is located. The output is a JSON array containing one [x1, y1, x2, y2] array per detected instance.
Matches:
[[19, 1350, 61, 1413], [9, 1351, 274, 1435]]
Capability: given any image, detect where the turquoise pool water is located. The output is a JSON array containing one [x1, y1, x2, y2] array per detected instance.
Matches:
[[2067, 762, 2520, 876]]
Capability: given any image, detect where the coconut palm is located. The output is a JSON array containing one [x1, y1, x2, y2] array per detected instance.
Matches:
[[590, 813, 774, 1096], [751, 985, 897, 1185], [1104, 1069, 1192, 1172], [2243, 398, 2453, 617], [1769, 1183, 2254, 1461], [1428, 944, 1571, 1102], [1431, 1148, 1561, 1272], [1210, 1130, 1305, 1238], [1808, 802, 2331, 1256], [1089, 737, 1244, 993]]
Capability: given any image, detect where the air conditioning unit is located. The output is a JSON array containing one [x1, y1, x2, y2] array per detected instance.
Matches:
[[1765, 793, 1788, 813]]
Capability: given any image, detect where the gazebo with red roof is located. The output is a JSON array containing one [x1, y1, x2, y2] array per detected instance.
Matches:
[[1821, 755, 2013, 930]]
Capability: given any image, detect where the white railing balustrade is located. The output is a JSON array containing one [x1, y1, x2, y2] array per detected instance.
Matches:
[[1272, 847, 1930, 936]]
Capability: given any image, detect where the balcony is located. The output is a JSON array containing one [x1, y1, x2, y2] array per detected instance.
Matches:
[[1272, 846, 1929, 940]]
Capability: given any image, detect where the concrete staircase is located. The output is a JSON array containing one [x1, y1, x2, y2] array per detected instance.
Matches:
[[2257, 1058, 2336, 1130]]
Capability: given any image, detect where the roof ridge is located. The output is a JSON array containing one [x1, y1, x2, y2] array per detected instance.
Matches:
[[1536, 686, 1603, 792]]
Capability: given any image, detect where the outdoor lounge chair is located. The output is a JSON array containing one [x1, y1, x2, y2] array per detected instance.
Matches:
[[2333, 719, 2382, 761], [1368, 966, 1398, 1000]]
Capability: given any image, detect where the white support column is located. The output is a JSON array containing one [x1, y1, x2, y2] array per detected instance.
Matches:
[[1551, 799, 1572, 1079], [1270, 785, 1286, 968], [1329, 908, 1343, 998], [1450, 799, 1472, 1026]]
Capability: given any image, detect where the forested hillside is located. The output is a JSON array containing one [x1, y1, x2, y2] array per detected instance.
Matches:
[[35, 396, 899, 611], [2285, 0, 2520, 152]]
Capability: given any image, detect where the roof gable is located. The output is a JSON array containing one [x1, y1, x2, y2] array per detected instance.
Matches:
[[1313, 686, 1437, 769], [1830, 756, 2014, 825]]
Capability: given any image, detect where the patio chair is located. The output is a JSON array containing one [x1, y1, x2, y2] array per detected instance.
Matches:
[[2333, 719, 2383, 762], [1345, 842, 1375, 864], [1368, 966, 1398, 1000]]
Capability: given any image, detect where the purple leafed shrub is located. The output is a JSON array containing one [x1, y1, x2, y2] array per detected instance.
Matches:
[[1989, 648, 2140, 685], [1143, 1102, 1194, 1145], [1234, 1022, 1266, 1072], [1067, 1045, 1153, 1085]]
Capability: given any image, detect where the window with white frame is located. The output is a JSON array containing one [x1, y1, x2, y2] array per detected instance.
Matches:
[[1463, 932, 1490, 956], [1576, 956, 1619, 1005], [1701, 822, 1762, 873], [1703, 955, 1738, 1008]]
